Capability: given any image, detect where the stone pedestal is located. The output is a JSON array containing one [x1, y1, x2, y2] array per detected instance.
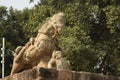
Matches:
[[1, 67, 120, 80]]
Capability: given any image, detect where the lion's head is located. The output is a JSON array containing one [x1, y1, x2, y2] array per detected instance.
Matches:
[[38, 13, 66, 38]]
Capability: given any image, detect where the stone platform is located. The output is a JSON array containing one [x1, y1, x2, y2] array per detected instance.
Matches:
[[1, 67, 120, 80]]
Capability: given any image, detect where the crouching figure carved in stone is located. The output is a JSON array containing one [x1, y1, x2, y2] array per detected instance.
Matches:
[[10, 13, 66, 75], [47, 48, 71, 70]]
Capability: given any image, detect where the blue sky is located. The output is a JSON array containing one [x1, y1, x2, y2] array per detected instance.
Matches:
[[0, 0, 40, 10]]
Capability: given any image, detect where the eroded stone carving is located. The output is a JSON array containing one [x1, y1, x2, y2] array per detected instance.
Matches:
[[47, 49, 71, 70], [10, 13, 66, 75]]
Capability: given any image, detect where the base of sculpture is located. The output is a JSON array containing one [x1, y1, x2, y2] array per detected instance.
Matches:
[[1, 67, 120, 80]]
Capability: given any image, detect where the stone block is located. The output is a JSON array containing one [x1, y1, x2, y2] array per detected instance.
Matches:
[[58, 69, 73, 80], [1, 67, 120, 80]]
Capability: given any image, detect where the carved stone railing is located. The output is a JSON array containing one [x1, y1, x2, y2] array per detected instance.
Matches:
[[1, 67, 120, 80]]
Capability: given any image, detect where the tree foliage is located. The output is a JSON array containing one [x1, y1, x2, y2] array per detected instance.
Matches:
[[0, 0, 120, 77]]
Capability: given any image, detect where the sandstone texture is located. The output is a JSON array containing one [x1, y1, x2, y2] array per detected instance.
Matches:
[[1, 67, 120, 80]]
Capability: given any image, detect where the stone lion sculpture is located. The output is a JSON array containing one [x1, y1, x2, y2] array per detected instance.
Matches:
[[10, 13, 66, 75], [47, 49, 71, 70]]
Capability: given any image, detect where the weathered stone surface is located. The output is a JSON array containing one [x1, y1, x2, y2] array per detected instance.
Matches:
[[47, 50, 71, 70], [38, 68, 58, 80], [58, 70, 73, 80], [1, 68, 38, 80], [1, 67, 120, 80], [10, 12, 66, 75]]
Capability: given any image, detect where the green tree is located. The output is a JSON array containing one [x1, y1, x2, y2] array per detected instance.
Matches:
[[0, 6, 30, 77], [38, 0, 120, 76], [0, 6, 8, 77], [0, 0, 120, 77]]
